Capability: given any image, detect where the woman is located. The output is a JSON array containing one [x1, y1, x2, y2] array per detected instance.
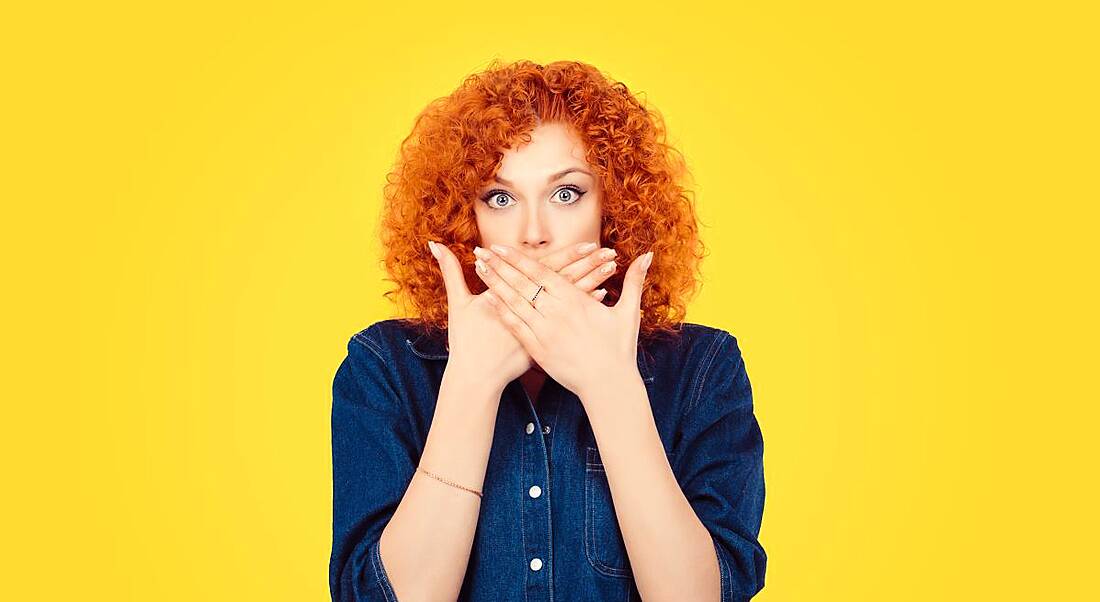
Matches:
[[330, 59, 766, 601]]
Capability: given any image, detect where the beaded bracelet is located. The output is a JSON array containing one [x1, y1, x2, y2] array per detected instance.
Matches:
[[416, 466, 483, 498]]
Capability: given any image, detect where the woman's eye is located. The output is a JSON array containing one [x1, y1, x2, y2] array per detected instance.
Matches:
[[479, 185, 587, 210], [484, 192, 514, 209], [554, 186, 585, 204]]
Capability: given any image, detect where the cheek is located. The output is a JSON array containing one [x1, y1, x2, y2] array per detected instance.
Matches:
[[579, 196, 602, 235], [473, 208, 504, 245], [557, 205, 600, 236]]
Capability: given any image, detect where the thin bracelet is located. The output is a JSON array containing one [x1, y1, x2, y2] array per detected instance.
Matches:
[[417, 466, 483, 499]]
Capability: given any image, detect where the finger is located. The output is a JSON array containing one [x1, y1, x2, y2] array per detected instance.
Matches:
[[473, 253, 545, 329], [538, 240, 600, 273], [615, 250, 653, 318], [484, 289, 545, 359], [428, 240, 472, 307], [559, 246, 617, 288], [590, 288, 608, 302], [486, 244, 586, 307], [475, 245, 557, 317], [571, 255, 618, 293]]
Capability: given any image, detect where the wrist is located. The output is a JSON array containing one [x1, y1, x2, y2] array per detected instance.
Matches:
[[577, 360, 644, 396], [578, 369, 647, 416], [441, 362, 506, 401]]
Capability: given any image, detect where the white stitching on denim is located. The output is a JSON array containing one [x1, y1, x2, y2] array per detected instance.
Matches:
[[370, 538, 396, 602], [352, 329, 387, 363], [542, 385, 564, 601], [520, 414, 530, 602], [584, 449, 597, 574], [687, 331, 730, 415], [404, 336, 449, 360], [711, 537, 729, 602], [583, 446, 677, 583], [348, 325, 419, 477], [584, 447, 632, 579]]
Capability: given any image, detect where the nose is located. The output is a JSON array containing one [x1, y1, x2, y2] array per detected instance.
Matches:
[[520, 202, 551, 252]]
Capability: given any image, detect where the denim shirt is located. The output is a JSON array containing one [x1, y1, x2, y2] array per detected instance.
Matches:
[[330, 318, 766, 601]]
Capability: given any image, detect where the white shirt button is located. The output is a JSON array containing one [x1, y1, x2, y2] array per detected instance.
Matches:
[[542, 425, 551, 434], [529, 485, 542, 498], [530, 557, 543, 571], [525, 422, 535, 434]]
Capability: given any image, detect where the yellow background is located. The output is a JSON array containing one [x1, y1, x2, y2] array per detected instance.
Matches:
[[2, 1, 1096, 599]]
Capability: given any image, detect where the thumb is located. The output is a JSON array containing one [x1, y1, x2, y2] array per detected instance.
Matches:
[[615, 250, 653, 318], [428, 240, 471, 307]]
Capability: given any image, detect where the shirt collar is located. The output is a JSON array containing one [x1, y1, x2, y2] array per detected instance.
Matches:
[[405, 328, 656, 384]]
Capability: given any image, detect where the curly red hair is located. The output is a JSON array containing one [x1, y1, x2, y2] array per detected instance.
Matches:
[[377, 59, 706, 343]]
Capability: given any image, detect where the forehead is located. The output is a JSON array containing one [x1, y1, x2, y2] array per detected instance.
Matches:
[[497, 122, 590, 175]]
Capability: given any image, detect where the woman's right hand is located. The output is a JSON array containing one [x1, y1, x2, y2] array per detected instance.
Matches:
[[428, 240, 619, 393]]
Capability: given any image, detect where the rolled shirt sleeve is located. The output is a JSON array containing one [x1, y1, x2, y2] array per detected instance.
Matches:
[[676, 331, 767, 601], [330, 328, 418, 601]]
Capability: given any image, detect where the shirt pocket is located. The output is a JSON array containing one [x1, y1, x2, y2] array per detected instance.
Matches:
[[584, 446, 678, 579]]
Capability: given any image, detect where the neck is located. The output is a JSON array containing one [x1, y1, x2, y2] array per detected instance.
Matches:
[[519, 367, 548, 404]]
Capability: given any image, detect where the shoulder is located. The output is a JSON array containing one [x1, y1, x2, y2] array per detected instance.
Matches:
[[649, 322, 748, 412], [346, 318, 427, 359], [646, 321, 742, 369], [646, 321, 736, 346], [334, 319, 428, 412], [676, 322, 737, 350], [680, 321, 743, 368]]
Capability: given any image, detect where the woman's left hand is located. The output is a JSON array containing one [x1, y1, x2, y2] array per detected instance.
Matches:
[[472, 243, 654, 401]]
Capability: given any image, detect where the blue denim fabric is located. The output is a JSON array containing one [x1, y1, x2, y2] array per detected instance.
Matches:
[[330, 318, 766, 601]]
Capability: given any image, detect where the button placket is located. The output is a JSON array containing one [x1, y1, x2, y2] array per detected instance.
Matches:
[[516, 380, 553, 597]]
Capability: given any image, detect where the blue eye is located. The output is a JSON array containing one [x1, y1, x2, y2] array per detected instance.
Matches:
[[554, 186, 584, 204], [479, 185, 587, 210], [482, 190, 515, 209]]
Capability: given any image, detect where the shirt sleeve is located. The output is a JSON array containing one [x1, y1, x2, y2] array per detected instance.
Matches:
[[675, 330, 767, 601], [329, 328, 419, 601]]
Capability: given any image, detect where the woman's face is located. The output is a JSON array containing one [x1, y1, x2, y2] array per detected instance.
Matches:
[[474, 122, 602, 260]]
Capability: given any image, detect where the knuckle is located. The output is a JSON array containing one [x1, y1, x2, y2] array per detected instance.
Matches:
[[501, 288, 521, 305]]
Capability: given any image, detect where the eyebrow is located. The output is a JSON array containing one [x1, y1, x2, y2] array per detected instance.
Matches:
[[493, 167, 593, 188]]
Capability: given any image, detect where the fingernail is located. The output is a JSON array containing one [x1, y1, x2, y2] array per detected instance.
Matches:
[[473, 246, 490, 260], [577, 241, 597, 253], [595, 288, 607, 299], [489, 244, 509, 256], [475, 258, 488, 275], [642, 251, 654, 271], [428, 240, 440, 260]]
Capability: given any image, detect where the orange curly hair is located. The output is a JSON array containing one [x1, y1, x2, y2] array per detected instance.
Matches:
[[377, 59, 706, 343]]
